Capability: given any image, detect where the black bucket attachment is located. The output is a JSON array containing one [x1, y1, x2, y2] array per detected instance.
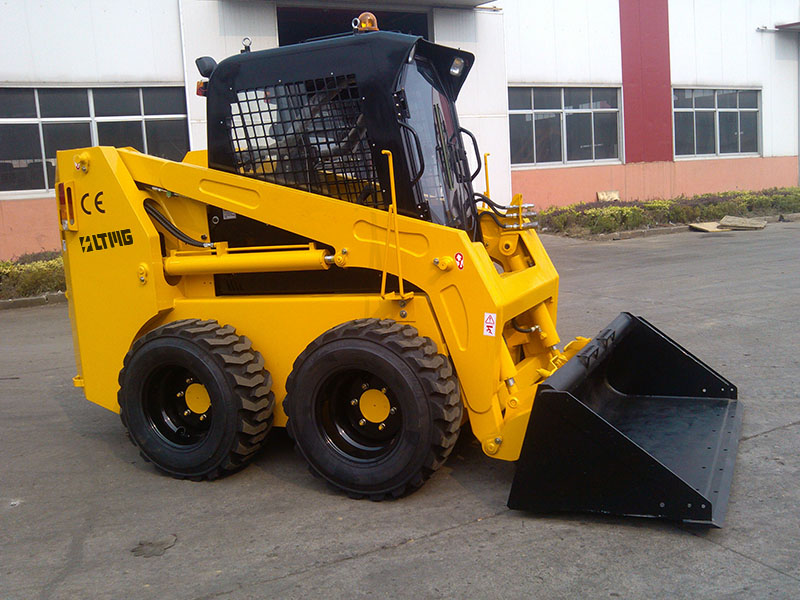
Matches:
[[508, 313, 741, 527]]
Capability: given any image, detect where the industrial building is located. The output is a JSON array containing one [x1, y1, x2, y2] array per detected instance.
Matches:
[[1, 0, 798, 259]]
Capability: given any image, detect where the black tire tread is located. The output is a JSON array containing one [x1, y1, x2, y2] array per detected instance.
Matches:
[[285, 318, 462, 500], [118, 318, 274, 480]]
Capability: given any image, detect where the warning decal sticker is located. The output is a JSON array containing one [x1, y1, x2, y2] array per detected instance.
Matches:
[[483, 313, 497, 337]]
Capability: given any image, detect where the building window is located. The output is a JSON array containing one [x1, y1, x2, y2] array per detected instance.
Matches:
[[508, 87, 621, 166], [673, 89, 760, 157], [0, 87, 189, 192]]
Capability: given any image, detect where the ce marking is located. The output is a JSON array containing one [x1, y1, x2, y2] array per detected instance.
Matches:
[[81, 191, 105, 215]]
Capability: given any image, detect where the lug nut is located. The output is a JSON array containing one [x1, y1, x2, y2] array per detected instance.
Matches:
[[350, 398, 358, 406], [381, 388, 386, 394], [199, 414, 207, 421], [361, 383, 368, 390], [358, 418, 366, 426], [183, 409, 191, 417], [176, 391, 185, 398], [185, 378, 193, 384], [378, 423, 386, 431], [389, 407, 397, 415]]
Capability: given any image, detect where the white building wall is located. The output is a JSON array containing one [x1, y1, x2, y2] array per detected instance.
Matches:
[[497, 0, 622, 86], [1, 0, 184, 84], [433, 7, 511, 201], [669, 0, 800, 158], [180, 0, 279, 149]]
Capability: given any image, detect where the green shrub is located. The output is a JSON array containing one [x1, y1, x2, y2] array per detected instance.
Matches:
[[699, 200, 743, 221], [641, 199, 671, 225], [538, 186, 800, 236], [666, 203, 698, 223], [742, 193, 771, 212], [622, 205, 646, 229], [0, 256, 66, 300], [771, 191, 800, 213], [13, 250, 62, 265], [580, 205, 647, 233]]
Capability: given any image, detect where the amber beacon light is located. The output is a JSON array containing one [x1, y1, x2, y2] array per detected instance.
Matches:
[[353, 12, 379, 32]]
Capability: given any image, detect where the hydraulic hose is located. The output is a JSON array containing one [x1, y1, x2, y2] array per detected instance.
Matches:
[[474, 192, 513, 216], [143, 201, 215, 249]]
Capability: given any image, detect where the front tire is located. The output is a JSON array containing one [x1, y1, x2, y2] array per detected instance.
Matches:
[[118, 319, 274, 480], [284, 319, 462, 499]]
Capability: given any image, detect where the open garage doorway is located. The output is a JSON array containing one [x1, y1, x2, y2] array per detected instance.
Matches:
[[277, 6, 429, 46]]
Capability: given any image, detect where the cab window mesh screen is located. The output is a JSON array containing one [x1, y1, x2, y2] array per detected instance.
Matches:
[[228, 75, 385, 209]]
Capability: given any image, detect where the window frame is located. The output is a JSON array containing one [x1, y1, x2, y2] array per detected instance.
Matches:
[[0, 86, 189, 197], [672, 87, 761, 159], [508, 85, 624, 168]]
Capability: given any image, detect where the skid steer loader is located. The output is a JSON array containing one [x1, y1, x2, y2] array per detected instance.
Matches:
[[56, 14, 741, 526]]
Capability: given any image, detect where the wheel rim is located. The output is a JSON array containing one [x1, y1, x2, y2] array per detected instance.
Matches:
[[143, 365, 213, 447], [317, 368, 402, 461]]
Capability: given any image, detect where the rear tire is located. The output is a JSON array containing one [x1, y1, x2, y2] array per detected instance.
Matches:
[[118, 319, 274, 479], [284, 318, 462, 499]]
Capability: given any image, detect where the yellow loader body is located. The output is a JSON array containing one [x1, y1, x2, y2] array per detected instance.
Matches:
[[58, 147, 574, 462], [56, 26, 740, 525]]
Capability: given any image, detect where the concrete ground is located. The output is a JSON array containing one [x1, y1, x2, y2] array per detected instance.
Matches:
[[2, 222, 799, 599]]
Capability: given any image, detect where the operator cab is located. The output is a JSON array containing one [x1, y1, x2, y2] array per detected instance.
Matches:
[[200, 14, 480, 242]]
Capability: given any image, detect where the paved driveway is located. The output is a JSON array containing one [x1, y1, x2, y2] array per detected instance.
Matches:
[[2, 222, 798, 599]]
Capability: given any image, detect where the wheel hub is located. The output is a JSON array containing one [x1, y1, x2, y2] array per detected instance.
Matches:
[[142, 366, 213, 447], [185, 383, 211, 414], [316, 370, 403, 460], [358, 388, 391, 423]]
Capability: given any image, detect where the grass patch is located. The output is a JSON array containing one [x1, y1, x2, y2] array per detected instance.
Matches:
[[538, 187, 800, 235], [0, 253, 66, 300]]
